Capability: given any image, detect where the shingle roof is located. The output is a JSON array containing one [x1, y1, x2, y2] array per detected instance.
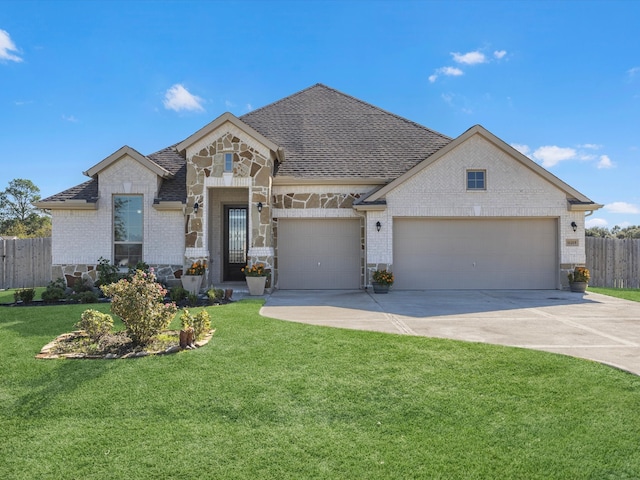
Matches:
[[148, 146, 186, 203], [240, 83, 452, 180], [39, 179, 99, 204], [40, 84, 454, 204]]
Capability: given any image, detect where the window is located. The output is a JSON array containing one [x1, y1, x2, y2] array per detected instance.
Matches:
[[467, 170, 486, 190], [113, 195, 143, 268], [224, 153, 233, 172]]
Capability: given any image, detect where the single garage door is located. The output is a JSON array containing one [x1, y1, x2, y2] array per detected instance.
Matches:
[[278, 219, 361, 289], [393, 218, 558, 290]]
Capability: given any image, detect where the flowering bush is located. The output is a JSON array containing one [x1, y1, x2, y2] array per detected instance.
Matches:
[[568, 266, 590, 284], [372, 269, 394, 286], [241, 263, 268, 277], [186, 261, 207, 276], [101, 269, 177, 345]]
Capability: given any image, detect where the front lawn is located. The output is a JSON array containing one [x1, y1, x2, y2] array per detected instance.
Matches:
[[1, 300, 640, 479], [590, 286, 640, 302]]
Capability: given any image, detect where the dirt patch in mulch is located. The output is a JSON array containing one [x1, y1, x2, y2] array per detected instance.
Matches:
[[36, 329, 215, 360]]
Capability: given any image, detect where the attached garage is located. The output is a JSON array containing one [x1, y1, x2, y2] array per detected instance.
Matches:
[[277, 218, 362, 289], [393, 218, 558, 290]]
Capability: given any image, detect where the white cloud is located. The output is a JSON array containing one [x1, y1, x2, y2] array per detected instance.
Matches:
[[163, 84, 205, 112], [245, 103, 254, 112], [0, 29, 22, 63], [429, 66, 463, 83], [511, 143, 531, 156], [441, 66, 463, 76], [494, 50, 507, 60], [586, 217, 608, 228], [62, 114, 78, 122], [532, 145, 577, 168], [628, 67, 640, 79], [604, 202, 640, 214], [597, 155, 614, 169], [451, 51, 486, 65]]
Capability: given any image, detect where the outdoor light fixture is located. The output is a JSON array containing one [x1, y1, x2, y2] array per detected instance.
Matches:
[[257, 202, 263, 213], [376, 221, 382, 232], [571, 221, 577, 232], [193, 202, 199, 214]]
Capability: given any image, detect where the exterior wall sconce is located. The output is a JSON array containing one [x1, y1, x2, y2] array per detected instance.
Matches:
[[571, 221, 577, 232], [376, 221, 382, 232], [257, 202, 263, 213], [193, 202, 199, 214]]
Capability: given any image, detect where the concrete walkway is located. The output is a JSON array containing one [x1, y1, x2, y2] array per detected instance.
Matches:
[[261, 289, 640, 376]]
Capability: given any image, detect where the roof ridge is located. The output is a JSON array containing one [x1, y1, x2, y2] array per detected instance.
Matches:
[[241, 83, 452, 142], [239, 83, 325, 119]]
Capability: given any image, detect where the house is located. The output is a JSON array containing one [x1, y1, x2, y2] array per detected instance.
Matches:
[[36, 83, 601, 290]]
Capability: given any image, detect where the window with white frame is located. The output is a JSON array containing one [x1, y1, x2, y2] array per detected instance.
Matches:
[[466, 169, 486, 191], [113, 195, 143, 268], [224, 152, 233, 172]]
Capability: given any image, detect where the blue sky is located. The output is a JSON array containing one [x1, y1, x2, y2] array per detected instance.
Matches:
[[1, 0, 638, 228]]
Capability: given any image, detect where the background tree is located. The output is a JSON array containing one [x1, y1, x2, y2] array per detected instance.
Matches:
[[586, 225, 640, 239], [0, 178, 51, 238]]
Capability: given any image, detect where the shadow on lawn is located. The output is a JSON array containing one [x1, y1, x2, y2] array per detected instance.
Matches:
[[9, 359, 112, 419]]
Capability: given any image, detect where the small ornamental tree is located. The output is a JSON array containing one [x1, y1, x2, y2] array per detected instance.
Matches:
[[101, 269, 177, 345]]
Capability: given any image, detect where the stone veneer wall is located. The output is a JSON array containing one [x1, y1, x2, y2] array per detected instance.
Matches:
[[53, 263, 184, 288], [272, 192, 361, 209], [186, 131, 274, 276]]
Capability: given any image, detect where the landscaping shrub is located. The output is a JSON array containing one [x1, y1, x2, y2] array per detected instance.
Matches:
[[180, 309, 211, 340], [101, 269, 177, 345], [74, 291, 99, 304], [187, 293, 199, 307], [207, 288, 224, 303], [96, 256, 120, 286], [76, 309, 113, 341], [13, 288, 35, 304], [41, 278, 67, 303], [170, 286, 188, 303]]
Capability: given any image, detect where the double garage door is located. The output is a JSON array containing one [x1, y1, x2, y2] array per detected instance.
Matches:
[[278, 219, 361, 289], [277, 218, 558, 290], [393, 218, 558, 290]]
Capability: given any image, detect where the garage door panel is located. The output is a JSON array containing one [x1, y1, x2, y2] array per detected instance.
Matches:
[[278, 219, 361, 290], [394, 218, 557, 290]]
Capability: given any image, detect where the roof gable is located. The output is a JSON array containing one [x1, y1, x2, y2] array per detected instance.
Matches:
[[360, 124, 599, 206], [84, 145, 173, 179], [176, 112, 283, 161]]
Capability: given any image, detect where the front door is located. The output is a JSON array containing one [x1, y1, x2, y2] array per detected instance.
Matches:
[[223, 205, 248, 281]]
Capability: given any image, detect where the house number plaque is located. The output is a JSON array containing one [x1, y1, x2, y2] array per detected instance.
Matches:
[[566, 238, 579, 247]]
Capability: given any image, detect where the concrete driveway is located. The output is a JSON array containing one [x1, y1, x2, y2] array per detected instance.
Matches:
[[261, 289, 640, 376]]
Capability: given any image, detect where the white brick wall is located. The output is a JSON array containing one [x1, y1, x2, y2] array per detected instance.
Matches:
[[52, 155, 184, 267], [366, 135, 587, 268]]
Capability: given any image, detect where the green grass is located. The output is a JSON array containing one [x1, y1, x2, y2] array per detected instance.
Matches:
[[590, 286, 640, 302], [2, 300, 640, 479], [0, 287, 46, 304]]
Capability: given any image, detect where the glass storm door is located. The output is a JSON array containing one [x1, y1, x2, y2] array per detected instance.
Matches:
[[223, 206, 248, 281]]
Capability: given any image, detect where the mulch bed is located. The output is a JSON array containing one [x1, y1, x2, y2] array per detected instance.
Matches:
[[36, 329, 215, 360]]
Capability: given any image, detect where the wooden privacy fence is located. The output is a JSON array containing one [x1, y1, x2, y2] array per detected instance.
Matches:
[[586, 237, 640, 288], [0, 237, 52, 290]]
